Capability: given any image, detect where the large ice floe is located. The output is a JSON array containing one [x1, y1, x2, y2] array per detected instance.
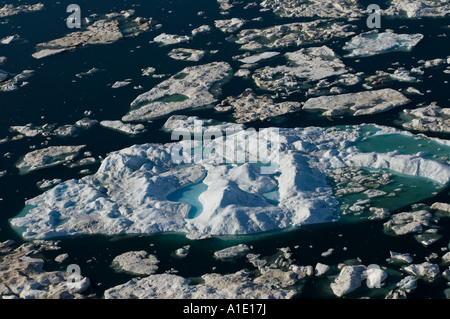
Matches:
[[218, 88, 302, 123], [104, 270, 296, 299], [302, 88, 411, 117], [343, 32, 424, 58], [32, 10, 152, 59], [0, 240, 90, 299], [0, 69, 33, 92], [234, 20, 356, 51], [16, 145, 86, 175], [214, 18, 247, 33], [260, 0, 365, 18], [0, 3, 44, 18], [122, 62, 232, 122], [382, 0, 450, 18], [10, 120, 450, 240], [253, 45, 348, 91], [401, 103, 450, 133]]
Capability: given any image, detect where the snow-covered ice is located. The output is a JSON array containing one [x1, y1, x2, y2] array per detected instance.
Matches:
[[343, 32, 424, 58], [0, 3, 44, 18], [302, 88, 410, 117], [219, 88, 301, 123], [163, 115, 245, 133], [214, 244, 251, 259], [10, 123, 450, 240], [214, 18, 247, 33], [123, 62, 232, 121], [104, 270, 296, 299], [153, 33, 191, 45], [238, 52, 280, 64], [402, 103, 450, 133], [260, 0, 365, 18], [100, 120, 146, 135], [111, 251, 159, 275], [235, 20, 356, 51], [383, 0, 450, 18], [33, 13, 152, 59], [16, 145, 86, 175], [253, 45, 348, 91]]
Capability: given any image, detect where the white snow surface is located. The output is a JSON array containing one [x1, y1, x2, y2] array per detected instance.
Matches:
[[343, 32, 424, 57], [123, 62, 232, 121], [238, 52, 280, 64], [10, 124, 450, 240]]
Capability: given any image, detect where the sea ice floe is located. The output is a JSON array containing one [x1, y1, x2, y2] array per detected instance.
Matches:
[[214, 244, 251, 259], [403, 262, 440, 281], [100, 247, 305, 299], [388, 251, 414, 264], [100, 120, 146, 135], [217, 0, 234, 12], [75, 118, 99, 129], [10, 123, 450, 240], [343, 32, 424, 58], [1, 34, 20, 44], [302, 88, 411, 117], [0, 240, 89, 299], [238, 51, 280, 64], [431, 202, 450, 214], [382, 0, 450, 18], [104, 269, 296, 299], [153, 33, 191, 45], [111, 251, 159, 275], [10, 121, 92, 138], [33, 12, 152, 59], [16, 145, 86, 175], [174, 246, 190, 258], [389, 68, 417, 82], [253, 45, 348, 91], [401, 103, 450, 133], [0, 70, 34, 92], [384, 210, 432, 235], [330, 265, 367, 297], [396, 276, 417, 293], [168, 48, 206, 62], [32, 48, 69, 60], [235, 20, 356, 51], [111, 80, 131, 89], [314, 263, 330, 276], [123, 62, 232, 122], [141, 67, 156, 77], [218, 88, 302, 123], [235, 69, 251, 77], [442, 252, 450, 264], [0, 3, 44, 18], [163, 115, 245, 133], [214, 18, 247, 33], [191, 25, 212, 36], [260, 0, 365, 18]]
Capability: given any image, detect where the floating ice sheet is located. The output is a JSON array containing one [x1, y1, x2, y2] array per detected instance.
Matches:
[[10, 123, 450, 240], [343, 32, 424, 58]]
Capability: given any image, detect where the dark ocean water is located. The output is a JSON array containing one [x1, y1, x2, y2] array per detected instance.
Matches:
[[0, 0, 449, 299]]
